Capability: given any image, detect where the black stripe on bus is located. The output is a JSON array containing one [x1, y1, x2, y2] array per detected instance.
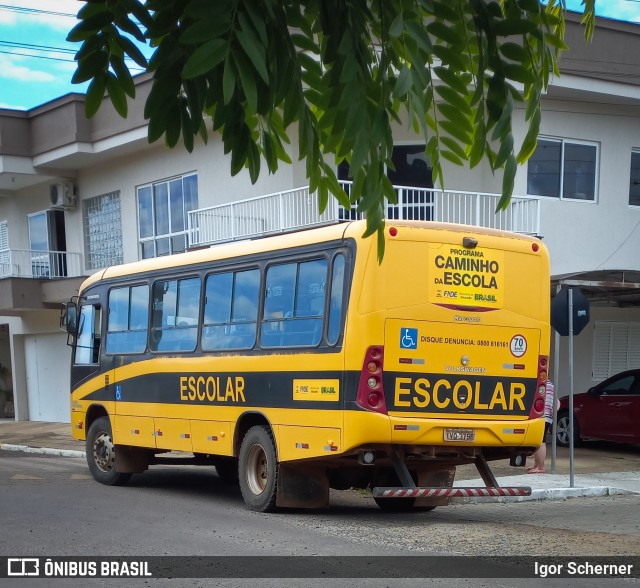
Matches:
[[82, 370, 360, 411]]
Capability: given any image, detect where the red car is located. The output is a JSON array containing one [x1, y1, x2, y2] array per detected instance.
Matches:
[[556, 369, 640, 446]]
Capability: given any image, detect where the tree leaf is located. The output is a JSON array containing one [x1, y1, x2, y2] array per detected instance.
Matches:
[[85, 74, 107, 118], [236, 11, 269, 83], [115, 34, 148, 68], [393, 65, 412, 99], [180, 18, 232, 44], [427, 21, 461, 46], [499, 42, 530, 63], [223, 54, 237, 105], [182, 39, 228, 79], [106, 72, 128, 117], [389, 13, 404, 38], [110, 55, 135, 97], [234, 50, 259, 112], [67, 12, 115, 42], [498, 156, 517, 210], [72, 50, 109, 84]]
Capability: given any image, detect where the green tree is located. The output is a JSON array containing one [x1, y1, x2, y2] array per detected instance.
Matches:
[[68, 0, 595, 257]]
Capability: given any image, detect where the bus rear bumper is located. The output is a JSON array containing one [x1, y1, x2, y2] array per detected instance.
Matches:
[[343, 411, 545, 451], [388, 415, 545, 447]]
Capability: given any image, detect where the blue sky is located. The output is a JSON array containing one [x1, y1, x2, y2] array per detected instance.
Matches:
[[0, 0, 639, 111]]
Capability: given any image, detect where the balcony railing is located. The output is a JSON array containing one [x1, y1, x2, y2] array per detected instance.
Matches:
[[187, 184, 540, 248], [0, 249, 83, 279]]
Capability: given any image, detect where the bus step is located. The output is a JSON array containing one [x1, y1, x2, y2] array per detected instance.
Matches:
[[371, 486, 532, 498]]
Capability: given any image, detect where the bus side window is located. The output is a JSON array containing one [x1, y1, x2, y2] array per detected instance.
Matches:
[[202, 269, 259, 350], [262, 259, 327, 347], [106, 285, 149, 354], [75, 305, 101, 365], [327, 254, 345, 345], [150, 278, 200, 352]]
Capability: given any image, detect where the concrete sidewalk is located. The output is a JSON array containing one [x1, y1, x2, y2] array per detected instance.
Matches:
[[1, 419, 639, 501]]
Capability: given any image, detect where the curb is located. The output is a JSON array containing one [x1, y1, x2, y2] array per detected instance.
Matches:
[[0, 443, 85, 459], [452, 485, 636, 504]]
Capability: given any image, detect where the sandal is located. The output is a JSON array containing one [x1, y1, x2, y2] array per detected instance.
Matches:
[[527, 467, 545, 474]]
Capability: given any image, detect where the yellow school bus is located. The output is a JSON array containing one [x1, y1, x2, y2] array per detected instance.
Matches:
[[64, 220, 550, 512]]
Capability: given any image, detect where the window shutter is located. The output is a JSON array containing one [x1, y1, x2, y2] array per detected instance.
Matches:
[[0, 221, 8, 250], [610, 323, 630, 375], [592, 322, 612, 381], [629, 323, 640, 370], [593, 321, 640, 380]]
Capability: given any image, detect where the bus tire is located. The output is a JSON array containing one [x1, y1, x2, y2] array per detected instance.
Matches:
[[373, 495, 416, 512], [238, 425, 278, 512], [86, 416, 131, 486]]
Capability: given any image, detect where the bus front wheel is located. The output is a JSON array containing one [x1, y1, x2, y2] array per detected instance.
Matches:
[[86, 416, 131, 486], [238, 425, 278, 512]]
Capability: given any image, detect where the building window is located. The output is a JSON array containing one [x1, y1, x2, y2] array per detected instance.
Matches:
[[338, 144, 433, 220], [527, 138, 598, 201], [27, 210, 67, 277], [137, 174, 198, 259], [629, 151, 640, 207], [83, 191, 123, 270], [0, 221, 9, 278], [593, 321, 640, 381]]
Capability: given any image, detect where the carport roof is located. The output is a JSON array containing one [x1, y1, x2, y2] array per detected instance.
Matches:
[[552, 270, 640, 307]]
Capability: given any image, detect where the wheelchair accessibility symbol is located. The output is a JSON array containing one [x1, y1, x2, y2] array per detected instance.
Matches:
[[400, 328, 418, 350]]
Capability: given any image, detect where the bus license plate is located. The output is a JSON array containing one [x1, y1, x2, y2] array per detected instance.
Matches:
[[444, 428, 476, 442]]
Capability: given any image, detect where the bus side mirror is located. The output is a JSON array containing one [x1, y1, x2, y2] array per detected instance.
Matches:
[[63, 302, 78, 335]]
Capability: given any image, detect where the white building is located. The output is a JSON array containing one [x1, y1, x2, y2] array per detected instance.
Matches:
[[0, 13, 638, 422]]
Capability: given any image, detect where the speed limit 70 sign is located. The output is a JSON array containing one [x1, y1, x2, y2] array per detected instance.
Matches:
[[510, 335, 527, 357]]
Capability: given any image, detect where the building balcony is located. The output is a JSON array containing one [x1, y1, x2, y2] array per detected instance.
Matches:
[[187, 184, 540, 248], [0, 249, 85, 313], [0, 249, 83, 280]]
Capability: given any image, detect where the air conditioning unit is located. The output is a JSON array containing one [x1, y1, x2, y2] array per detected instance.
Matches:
[[49, 182, 77, 209]]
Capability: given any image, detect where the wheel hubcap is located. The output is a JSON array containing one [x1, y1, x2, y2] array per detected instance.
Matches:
[[246, 444, 268, 496], [557, 418, 570, 444], [93, 431, 115, 473]]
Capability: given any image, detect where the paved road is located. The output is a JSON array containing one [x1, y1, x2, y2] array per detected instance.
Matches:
[[1, 451, 638, 587]]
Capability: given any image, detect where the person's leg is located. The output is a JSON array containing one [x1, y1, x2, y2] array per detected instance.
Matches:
[[529, 422, 550, 473], [532, 442, 546, 470]]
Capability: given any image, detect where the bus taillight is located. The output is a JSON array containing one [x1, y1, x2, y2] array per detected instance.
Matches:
[[356, 346, 388, 415], [529, 355, 549, 419]]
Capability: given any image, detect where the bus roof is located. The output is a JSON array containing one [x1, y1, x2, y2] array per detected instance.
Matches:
[[78, 220, 542, 293]]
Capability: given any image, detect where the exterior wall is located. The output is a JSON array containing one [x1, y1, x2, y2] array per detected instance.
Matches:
[[0, 183, 59, 251], [0, 110, 30, 156], [70, 133, 303, 266], [1, 313, 66, 422], [512, 99, 640, 277], [552, 305, 640, 399]]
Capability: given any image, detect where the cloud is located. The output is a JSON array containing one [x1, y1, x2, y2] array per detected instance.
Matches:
[[0, 54, 56, 82], [0, 1, 80, 29]]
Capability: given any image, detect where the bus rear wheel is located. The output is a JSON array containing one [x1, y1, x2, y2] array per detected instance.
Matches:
[[86, 416, 131, 486], [238, 425, 278, 512]]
